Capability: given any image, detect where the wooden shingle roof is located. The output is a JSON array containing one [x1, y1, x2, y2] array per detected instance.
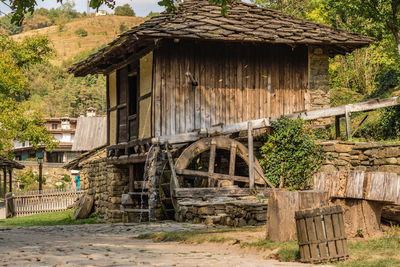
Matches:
[[0, 156, 24, 169], [70, 0, 373, 76]]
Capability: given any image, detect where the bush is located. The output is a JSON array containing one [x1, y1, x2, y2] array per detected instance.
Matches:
[[75, 28, 88, 37], [259, 117, 325, 190]]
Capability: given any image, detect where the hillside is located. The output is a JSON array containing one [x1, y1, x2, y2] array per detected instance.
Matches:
[[12, 15, 146, 66]]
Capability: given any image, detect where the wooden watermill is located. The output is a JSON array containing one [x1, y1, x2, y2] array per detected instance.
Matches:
[[158, 136, 271, 212]]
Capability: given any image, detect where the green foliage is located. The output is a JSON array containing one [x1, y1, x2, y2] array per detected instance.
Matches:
[[75, 28, 88, 37], [259, 117, 325, 190], [16, 168, 47, 191], [114, 4, 136, 16], [0, 209, 98, 227], [0, 34, 57, 157]]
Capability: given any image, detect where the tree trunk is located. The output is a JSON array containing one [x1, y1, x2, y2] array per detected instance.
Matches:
[[396, 32, 400, 58]]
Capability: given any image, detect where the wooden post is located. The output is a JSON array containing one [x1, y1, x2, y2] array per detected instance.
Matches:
[[345, 106, 351, 140], [248, 121, 254, 189], [335, 116, 341, 139], [38, 161, 43, 192], [208, 140, 217, 187], [8, 169, 12, 193], [3, 168, 6, 199], [229, 144, 237, 176], [128, 165, 134, 193]]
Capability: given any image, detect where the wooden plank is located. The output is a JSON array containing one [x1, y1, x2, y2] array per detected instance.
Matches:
[[305, 215, 319, 261], [314, 215, 329, 259], [345, 106, 351, 139], [173, 187, 262, 198], [208, 141, 217, 187], [324, 214, 338, 257], [175, 169, 250, 183], [331, 212, 345, 257], [248, 121, 255, 189], [229, 144, 237, 176], [165, 144, 179, 194]]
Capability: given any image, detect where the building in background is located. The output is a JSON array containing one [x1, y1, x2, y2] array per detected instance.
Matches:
[[13, 116, 79, 163]]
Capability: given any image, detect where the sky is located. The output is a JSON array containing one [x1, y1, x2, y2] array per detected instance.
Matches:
[[0, 0, 253, 18]]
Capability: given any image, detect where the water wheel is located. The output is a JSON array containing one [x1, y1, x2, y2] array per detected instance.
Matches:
[[168, 136, 267, 208]]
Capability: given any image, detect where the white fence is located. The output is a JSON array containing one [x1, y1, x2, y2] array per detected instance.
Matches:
[[6, 189, 82, 217]]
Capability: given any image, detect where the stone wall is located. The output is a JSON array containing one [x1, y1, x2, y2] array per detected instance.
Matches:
[[80, 158, 129, 223], [13, 162, 72, 189], [175, 197, 267, 226], [307, 46, 331, 112], [319, 140, 400, 174]]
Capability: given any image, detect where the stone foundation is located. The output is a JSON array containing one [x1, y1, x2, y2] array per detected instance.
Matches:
[[175, 197, 267, 226], [80, 158, 129, 223], [319, 140, 400, 174]]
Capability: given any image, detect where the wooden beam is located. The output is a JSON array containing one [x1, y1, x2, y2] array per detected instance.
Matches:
[[208, 140, 217, 187], [154, 97, 400, 145], [345, 106, 351, 140], [229, 144, 237, 176], [165, 144, 179, 194], [128, 165, 134, 193], [351, 115, 368, 138], [248, 121, 255, 190], [175, 168, 250, 183]]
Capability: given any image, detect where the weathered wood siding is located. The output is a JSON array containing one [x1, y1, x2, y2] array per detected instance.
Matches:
[[109, 71, 117, 145], [139, 52, 153, 139], [153, 40, 308, 137]]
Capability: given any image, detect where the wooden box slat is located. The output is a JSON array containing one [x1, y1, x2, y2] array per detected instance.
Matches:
[[295, 205, 349, 263]]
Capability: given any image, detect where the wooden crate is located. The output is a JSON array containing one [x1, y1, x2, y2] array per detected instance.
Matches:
[[295, 205, 349, 263]]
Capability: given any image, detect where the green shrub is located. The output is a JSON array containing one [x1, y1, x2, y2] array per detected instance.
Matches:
[[75, 28, 88, 37], [259, 117, 325, 190]]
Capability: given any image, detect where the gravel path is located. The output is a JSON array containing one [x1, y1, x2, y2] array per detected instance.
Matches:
[[0, 222, 332, 267]]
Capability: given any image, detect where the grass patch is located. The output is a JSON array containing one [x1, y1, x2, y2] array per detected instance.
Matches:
[[240, 239, 300, 262], [0, 209, 98, 227], [335, 227, 400, 267], [136, 227, 261, 243]]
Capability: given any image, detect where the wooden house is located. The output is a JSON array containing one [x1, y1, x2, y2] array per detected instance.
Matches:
[[70, 0, 373, 221]]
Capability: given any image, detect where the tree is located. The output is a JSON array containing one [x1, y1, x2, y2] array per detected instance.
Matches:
[[114, 4, 135, 16], [325, 0, 400, 57], [0, 34, 57, 158]]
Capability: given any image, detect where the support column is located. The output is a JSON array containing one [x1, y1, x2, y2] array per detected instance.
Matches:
[[3, 168, 6, 198], [8, 169, 12, 193], [128, 165, 134, 193], [248, 121, 255, 190], [345, 106, 351, 140]]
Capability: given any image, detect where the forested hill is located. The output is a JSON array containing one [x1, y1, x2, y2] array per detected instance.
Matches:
[[4, 14, 146, 118], [12, 15, 146, 66]]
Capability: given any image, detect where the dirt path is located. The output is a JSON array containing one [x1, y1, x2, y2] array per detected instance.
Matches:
[[0, 223, 332, 267]]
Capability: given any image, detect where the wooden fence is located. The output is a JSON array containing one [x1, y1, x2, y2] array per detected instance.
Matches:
[[6, 189, 82, 217]]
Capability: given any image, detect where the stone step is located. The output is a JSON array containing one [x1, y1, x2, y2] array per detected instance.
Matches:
[[122, 208, 150, 213]]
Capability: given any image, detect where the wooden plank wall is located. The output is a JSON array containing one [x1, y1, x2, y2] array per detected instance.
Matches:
[[153, 40, 308, 137]]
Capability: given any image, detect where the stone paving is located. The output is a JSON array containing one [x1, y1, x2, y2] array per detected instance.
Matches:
[[0, 222, 332, 267]]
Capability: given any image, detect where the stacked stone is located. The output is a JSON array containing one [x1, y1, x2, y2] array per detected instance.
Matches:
[[176, 198, 267, 227], [320, 141, 400, 174], [306, 47, 331, 127], [80, 159, 129, 223]]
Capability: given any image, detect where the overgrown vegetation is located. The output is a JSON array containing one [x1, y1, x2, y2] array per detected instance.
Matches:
[[259, 117, 325, 190], [0, 209, 98, 227]]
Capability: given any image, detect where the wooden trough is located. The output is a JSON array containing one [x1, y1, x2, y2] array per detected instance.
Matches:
[[295, 205, 349, 263]]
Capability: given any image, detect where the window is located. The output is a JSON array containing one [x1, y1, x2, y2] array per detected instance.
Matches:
[[129, 75, 138, 115], [52, 124, 58, 130]]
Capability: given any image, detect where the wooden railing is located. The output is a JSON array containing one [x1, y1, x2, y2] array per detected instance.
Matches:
[[6, 189, 82, 217]]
